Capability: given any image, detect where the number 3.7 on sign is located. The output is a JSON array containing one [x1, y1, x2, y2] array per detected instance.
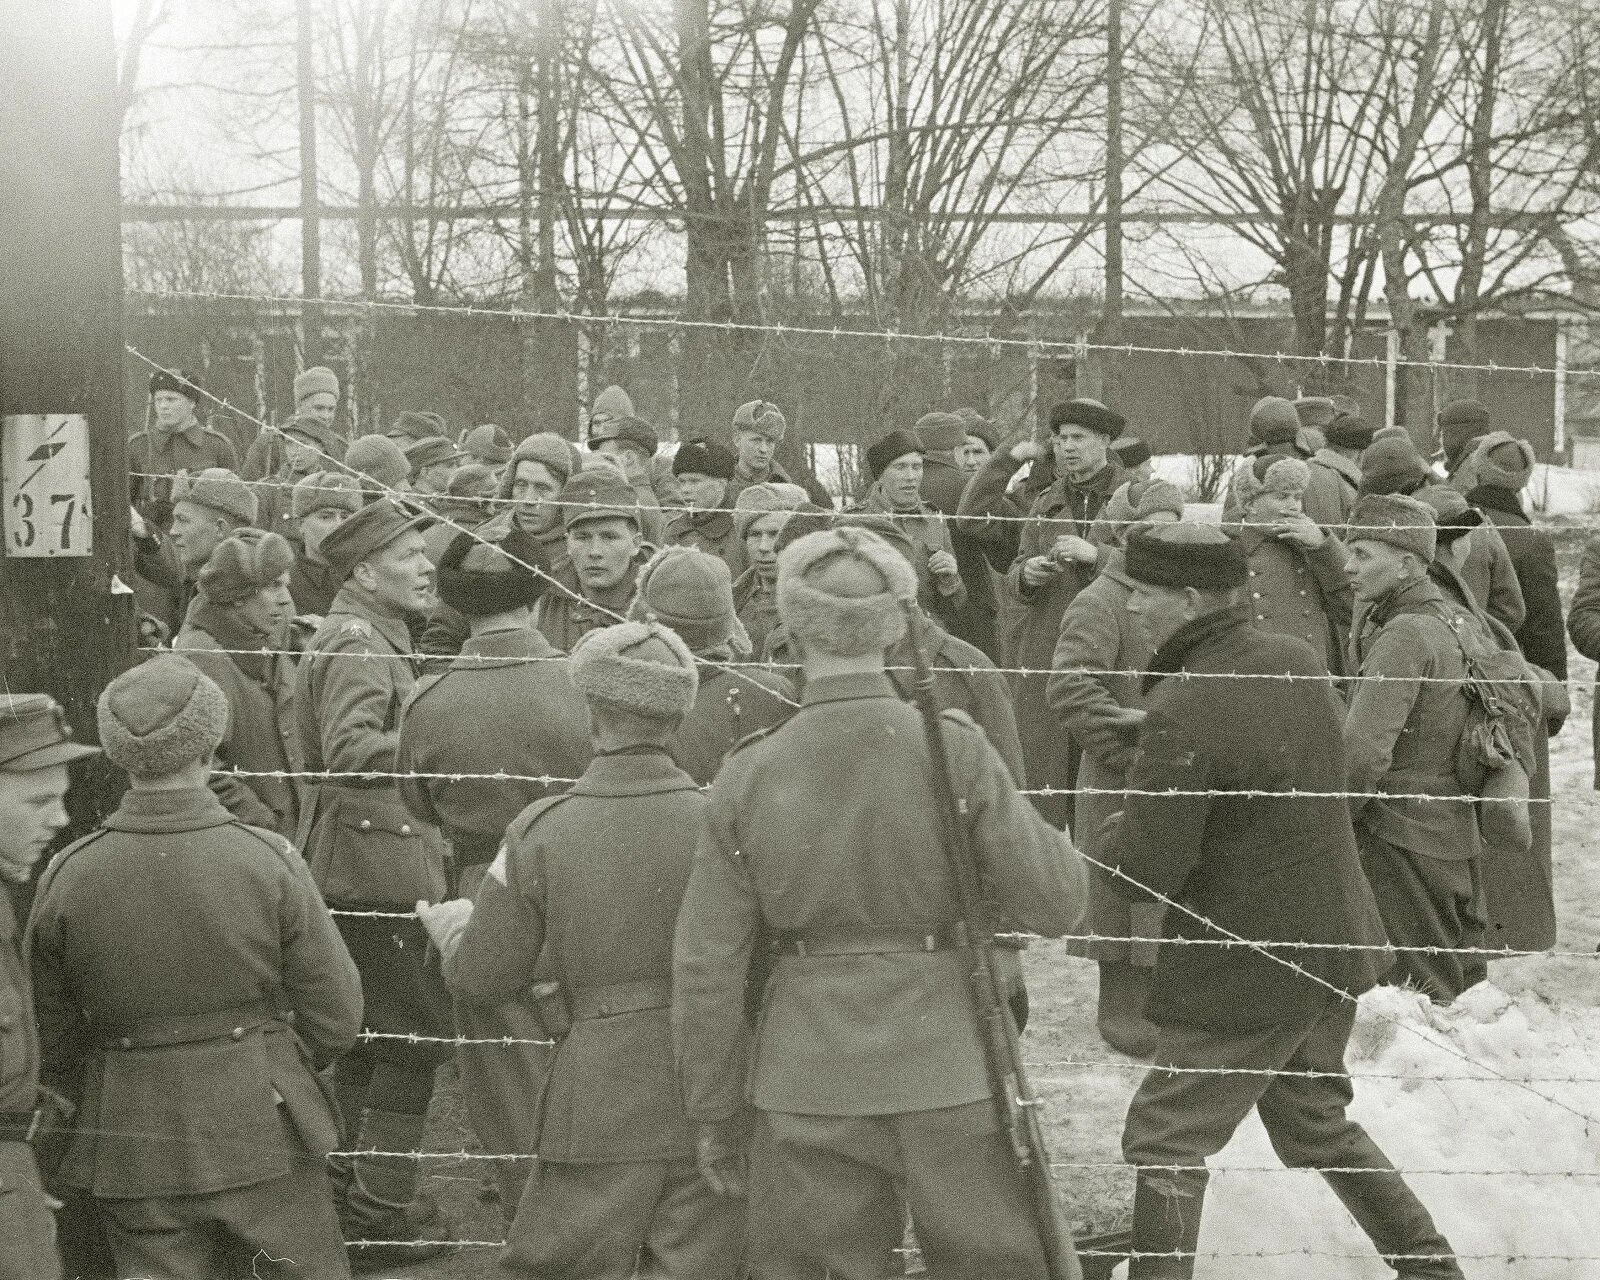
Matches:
[[2, 415, 93, 557]]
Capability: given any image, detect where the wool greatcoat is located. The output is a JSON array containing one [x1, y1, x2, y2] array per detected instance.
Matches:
[[1346, 578, 1484, 1001], [1456, 518, 1525, 636], [667, 508, 742, 577], [1465, 483, 1568, 685], [733, 568, 781, 658], [397, 624, 593, 1216], [442, 750, 745, 1279], [29, 786, 361, 1279], [855, 485, 972, 639], [1304, 448, 1361, 530], [671, 663, 795, 786], [1230, 524, 1353, 677], [1047, 550, 1164, 964], [175, 597, 307, 837], [1003, 459, 1127, 828], [1, 887, 58, 1280], [672, 673, 1086, 1280], [1566, 536, 1600, 789], [532, 557, 644, 655], [919, 449, 1000, 658]]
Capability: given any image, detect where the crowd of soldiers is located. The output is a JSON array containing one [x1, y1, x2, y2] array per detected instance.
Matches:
[[0, 358, 1589, 1279]]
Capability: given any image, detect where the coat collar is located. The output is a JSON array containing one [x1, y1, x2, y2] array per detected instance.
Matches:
[[1313, 448, 1363, 488], [1039, 460, 1123, 514], [151, 419, 205, 450], [1142, 604, 1251, 693], [459, 625, 562, 664], [571, 749, 699, 797], [329, 581, 415, 652], [1464, 483, 1526, 521], [103, 785, 239, 834], [182, 598, 278, 683], [1368, 576, 1446, 629], [860, 484, 930, 518], [799, 670, 899, 707]]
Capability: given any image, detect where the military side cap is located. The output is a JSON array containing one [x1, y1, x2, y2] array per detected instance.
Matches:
[[292, 471, 362, 519], [0, 694, 99, 771], [319, 497, 430, 581], [588, 415, 659, 457], [463, 423, 514, 464], [558, 471, 641, 530], [1124, 523, 1248, 590], [405, 435, 462, 470], [732, 400, 787, 440], [672, 439, 737, 480], [1050, 398, 1124, 438], [865, 429, 925, 480]]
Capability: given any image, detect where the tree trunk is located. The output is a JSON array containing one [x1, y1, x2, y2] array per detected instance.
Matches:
[[1453, 0, 1507, 395]]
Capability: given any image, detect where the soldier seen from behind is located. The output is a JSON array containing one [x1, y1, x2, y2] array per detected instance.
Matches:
[[31, 657, 363, 1280], [1103, 522, 1464, 1280], [673, 526, 1087, 1279], [419, 622, 746, 1279]]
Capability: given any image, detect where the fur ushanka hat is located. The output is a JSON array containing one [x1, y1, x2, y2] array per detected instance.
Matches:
[[775, 526, 918, 657], [197, 529, 296, 606], [568, 621, 699, 722], [98, 655, 229, 779]]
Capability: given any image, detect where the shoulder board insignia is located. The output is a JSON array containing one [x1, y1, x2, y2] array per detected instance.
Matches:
[[341, 619, 371, 639]]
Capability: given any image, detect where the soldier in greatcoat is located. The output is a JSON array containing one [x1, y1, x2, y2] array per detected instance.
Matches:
[[533, 471, 651, 652], [293, 499, 457, 1261], [1047, 477, 1184, 1058], [915, 411, 1000, 658], [242, 366, 345, 482], [1343, 494, 1484, 1004], [1004, 398, 1127, 828], [1223, 453, 1353, 676], [175, 529, 306, 837], [132, 468, 261, 639], [128, 367, 240, 525], [731, 483, 805, 656], [397, 528, 592, 1215], [725, 399, 833, 510], [673, 526, 1087, 1279], [0, 694, 99, 1280], [586, 413, 668, 545], [30, 657, 362, 1280], [666, 440, 742, 573], [1103, 523, 1463, 1280], [626, 544, 794, 784], [418, 622, 746, 1279], [289, 472, 364, 618]]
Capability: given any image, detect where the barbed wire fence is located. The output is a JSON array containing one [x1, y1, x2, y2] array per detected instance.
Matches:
[[110, 304, 1600, 1270]]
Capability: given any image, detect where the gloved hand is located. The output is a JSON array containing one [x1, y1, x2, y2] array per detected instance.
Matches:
[[415, 898, 474, 962], [695, 1118, 749, 1198]]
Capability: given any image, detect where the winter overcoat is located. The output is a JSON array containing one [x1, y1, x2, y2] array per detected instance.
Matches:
[[29, 787, 361, 1198], [1466, 484, 1568, 683], [1230, 526, 1353, 676], [1103, 609, 1391, 1032], [671, 664, 795, 785], [919, 451, 1000, 658], [1567, 536, 1600, 790]]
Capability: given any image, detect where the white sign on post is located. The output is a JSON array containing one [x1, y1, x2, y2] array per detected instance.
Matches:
[[2, 414, 94, 557]]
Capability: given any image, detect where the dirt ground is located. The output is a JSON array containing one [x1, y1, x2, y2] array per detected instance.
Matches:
[[392, 566, 1600, 1279]]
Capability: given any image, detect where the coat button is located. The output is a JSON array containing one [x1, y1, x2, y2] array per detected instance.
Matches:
[[1256, 614, 1267, 622], [360, 819, 372, 831], [400, 824, 412, 836], [230, 1026, 246, 1041], [1251, 591, 1262, 599]]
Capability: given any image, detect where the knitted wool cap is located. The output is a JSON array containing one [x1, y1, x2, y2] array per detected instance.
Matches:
[[149, 367, 202, 401], [734, 482, 804, 540], [1325, 395, 1373, 448], [1438, 399, 1491, 465], [1050, 398, 1124, 438], [97, 655, 229, 779], [498, 432, 577, 502], [1468, 430, 1535, 491], [294, 366, 339, 404], [672, 439, 737, 481], [446, 463, 499, 500], [865, 429, 925, 480], [589, 384, 636, 426], [437, 528, 544, 617], [914, 412, 967, 454], [776, 527, 918, 657], [1228, 454, 1310, 511], [732, 400, 787, 441], [405, 436, 461, 471], [628, 544, 751, 656], [1348, 493, 1437, 563], [463, 423, 514, 465], [345, 434, 411, 492], [1293, 397, 1338, 429], [1110, 436, 1153, 469], [588, 415, 659, 457], [292, 471, 362, 519], [1357, 435, 1432, 497], [389, 410, 448, 443], [1103, 477, 1185, 533], [558, 471, 641, 531], [1124, 522, 1248, 590], [173, 468, 258, 526], [569, 621, 699, 722], [1413, 483, 1484, 547], [197, 529, 296, 606], [1248, 396, 1302, 445]]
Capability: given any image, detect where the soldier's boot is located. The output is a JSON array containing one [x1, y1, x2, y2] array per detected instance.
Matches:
[[1320, 1168, 1465, 1279], [1128, 1166, 1207, 1279], [1096, 961, 1159, 1059], [339, 1107, 457, 1273]]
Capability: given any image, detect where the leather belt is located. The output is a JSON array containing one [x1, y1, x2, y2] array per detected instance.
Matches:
[[89, 999, 286, 1051], [0, 1108, 43, 1144], [569, 978, 672, 1022], [768, 924, 967, 958]]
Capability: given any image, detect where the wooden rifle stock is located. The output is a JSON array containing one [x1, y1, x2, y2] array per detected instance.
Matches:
[[900, 604, 1083, 1280]]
